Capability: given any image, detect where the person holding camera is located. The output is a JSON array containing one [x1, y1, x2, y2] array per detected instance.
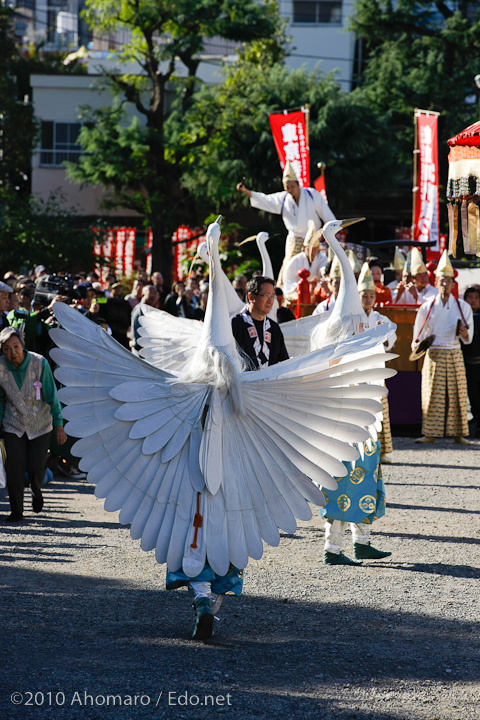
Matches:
[[0, 327, 67, 522], [412, 251, 473, 444]]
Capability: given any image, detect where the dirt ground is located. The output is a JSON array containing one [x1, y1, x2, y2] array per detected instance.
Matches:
[[1, 435, 479, 720]]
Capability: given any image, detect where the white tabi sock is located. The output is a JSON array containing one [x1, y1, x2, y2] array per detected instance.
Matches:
[[324, 519, 346, 554], [351, 522, 371, 546]]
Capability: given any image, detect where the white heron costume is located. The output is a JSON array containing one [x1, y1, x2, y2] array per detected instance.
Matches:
[[50, 218, 396, 634]]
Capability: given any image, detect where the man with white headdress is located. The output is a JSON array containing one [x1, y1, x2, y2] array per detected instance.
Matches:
[[412, 251, 473, 444], [321, 263, 393, 565], [282, 220, 327, 303], [393, 247, 437, 304], [236, 161, 336, 285], [387, 248, 406, 291]]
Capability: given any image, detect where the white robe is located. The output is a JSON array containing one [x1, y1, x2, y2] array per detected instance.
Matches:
[[313, 295, 336, 315], [364, 309, 397, 351], [250, 187, 336, 246], [283, 251, 327, 300], [393, 284, 437, 305], [412, 295, 473, 350]]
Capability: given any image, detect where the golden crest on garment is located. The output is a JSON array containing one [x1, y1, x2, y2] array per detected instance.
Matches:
[[373, 467, 378, 482], [322, 491, 329, 504], [364, 441, 377, 456], [350, 467, 365, 484], [337, 494, 351, 511], [359, 495, 376, 513]]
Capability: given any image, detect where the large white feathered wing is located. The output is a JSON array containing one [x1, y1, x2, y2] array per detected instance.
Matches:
[[203, 324, 397, 573], [137, 307, 203, 373], [47, 305, 321, 577], [280, 312, 332, 357], [50, 304, 212, 578], [50, 305, 395, 578]]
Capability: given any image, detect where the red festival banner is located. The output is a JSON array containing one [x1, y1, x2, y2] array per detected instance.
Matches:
[[268, 110, 310, 187], [413, 111, 440, 256], [93, 228, 136, 286]]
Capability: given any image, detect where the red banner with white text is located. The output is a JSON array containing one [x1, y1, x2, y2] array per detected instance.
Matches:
[[268, 110, 310, 187], [93, 228, 136, 287], [414, 112, 440, 257]]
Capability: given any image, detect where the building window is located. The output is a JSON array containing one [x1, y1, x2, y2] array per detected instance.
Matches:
[[293, 1, 342, 24], [40, 121, 82, 166]]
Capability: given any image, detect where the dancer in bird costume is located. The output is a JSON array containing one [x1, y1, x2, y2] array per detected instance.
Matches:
[[51, 218, 395, 639]]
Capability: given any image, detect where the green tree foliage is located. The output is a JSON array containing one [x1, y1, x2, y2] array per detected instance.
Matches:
[[0, 192, 97, 272], [67, 0, 287, 280], [351, 0, 480, 167], [0, 5, 37, 199]]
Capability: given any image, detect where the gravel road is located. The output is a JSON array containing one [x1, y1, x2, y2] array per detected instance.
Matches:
[[1, 436, 479, 720]]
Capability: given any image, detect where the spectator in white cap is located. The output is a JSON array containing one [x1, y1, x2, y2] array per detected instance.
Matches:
[[34, 265, 47, 280], [0, 281, 13, 332]]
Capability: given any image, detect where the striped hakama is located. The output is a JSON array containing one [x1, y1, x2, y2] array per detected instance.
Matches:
[[378, 394, 393, 455], [421, 347, 469, 438]]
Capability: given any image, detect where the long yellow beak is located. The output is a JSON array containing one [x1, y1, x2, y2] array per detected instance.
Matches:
[[340, 217, 365, 229], [238, 235, 257, 247]]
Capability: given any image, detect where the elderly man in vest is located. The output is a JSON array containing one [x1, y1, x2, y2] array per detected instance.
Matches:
[[412, 251, 473, 444], [236, 160, 336, 286], [0, 327, 67, 522]]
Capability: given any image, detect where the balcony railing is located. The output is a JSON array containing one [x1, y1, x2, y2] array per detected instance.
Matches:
[[39, 149, 82, 167]]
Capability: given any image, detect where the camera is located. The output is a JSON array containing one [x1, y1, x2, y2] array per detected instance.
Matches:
[[33, 274, 80, 307]]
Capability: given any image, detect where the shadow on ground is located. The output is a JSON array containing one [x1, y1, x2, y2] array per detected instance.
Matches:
[[0, 561, 477, 720]]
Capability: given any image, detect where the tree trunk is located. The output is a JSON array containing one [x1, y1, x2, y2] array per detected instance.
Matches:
[[150, 216, 174, 289]]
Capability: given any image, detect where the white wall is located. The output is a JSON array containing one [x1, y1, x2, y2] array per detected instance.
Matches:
[[31, 74, 139, 217]]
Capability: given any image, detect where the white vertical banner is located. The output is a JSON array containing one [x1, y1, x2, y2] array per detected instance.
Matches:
[[124, 229, 136, 277], [115, 229, 126, 277]]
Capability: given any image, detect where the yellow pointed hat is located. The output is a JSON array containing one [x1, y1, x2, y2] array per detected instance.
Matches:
[[393, 248, 406, 272], [410, 247, 427, 275], [330, 255, 342, 278], [435, 249, 455, 278], [357, 262, 376, 291], [303, 219, 323, 251], [347, 249, 362, 274], [303, 219, 316, 247], [282, 159, 299, 183]]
